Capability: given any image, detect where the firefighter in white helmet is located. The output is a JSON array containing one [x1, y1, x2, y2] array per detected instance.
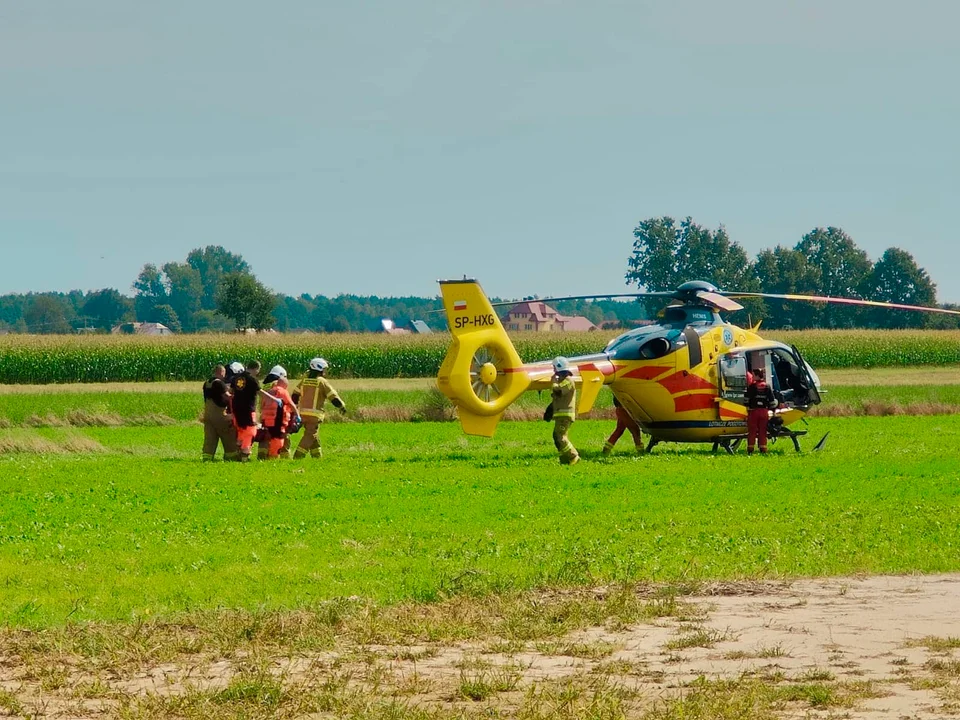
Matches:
[[548, 356, 580, 465], [292, 357, 346, 459], [258, 365, 299, 460]]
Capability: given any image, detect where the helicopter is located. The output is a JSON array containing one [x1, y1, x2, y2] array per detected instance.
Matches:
[[435, 278, 960, 453]]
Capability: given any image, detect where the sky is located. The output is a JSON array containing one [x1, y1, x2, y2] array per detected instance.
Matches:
[[1, 1, 958, 303]]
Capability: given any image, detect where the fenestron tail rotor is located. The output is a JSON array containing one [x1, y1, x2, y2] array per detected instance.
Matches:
[[469, 345, 505, 403]]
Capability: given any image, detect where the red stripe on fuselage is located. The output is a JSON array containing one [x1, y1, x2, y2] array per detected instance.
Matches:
[[657, 371, 716, 394], [621, 365, 672, 380], [673, 394, 717, 413], [719, 406, 747, 420]]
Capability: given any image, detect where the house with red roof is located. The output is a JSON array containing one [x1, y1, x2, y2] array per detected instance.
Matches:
[[501, 301, 596, 332]]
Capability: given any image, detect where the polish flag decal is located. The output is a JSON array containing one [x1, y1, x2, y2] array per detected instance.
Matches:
[[453, 300, 467, 311]]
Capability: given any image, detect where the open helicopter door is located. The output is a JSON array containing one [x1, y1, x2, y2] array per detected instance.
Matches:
[[790, 345, 822, 407]]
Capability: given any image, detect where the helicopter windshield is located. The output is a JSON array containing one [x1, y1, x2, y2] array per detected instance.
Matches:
[[605, 327, 685, 362]]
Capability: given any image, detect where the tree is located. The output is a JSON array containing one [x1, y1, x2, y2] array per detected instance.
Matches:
[[325, 315, 351, 333], [795, 227, 872, 328], [149, 304, 181, 333], [83, 289, 133, 331], [192, 309, 235, 333], [626, 216, 760, 319], [625, 216, 682, 294], [132, 264, 169, 321], [162, 262, 203, 332], [861, 248, 937, 328], [24, 295, 72, 334], [215, 273, 276, 331], [187, 246, 251, 310], [754, 246, 821, 329]]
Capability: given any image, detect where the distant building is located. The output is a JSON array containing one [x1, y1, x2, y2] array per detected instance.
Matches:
[[501, 301, 596, 332], [380, 318, 409, 335], [379, 318, 434, 335], [111, 322, 174, 336]]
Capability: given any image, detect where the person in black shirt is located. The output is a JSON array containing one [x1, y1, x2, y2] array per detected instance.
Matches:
[[202, 364, 238, 461], [745, 367, 778, 454], [230, 360, 262, 462]]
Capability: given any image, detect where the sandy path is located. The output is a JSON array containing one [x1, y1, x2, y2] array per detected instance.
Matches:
[[397, 574, 960, 717], [4, 574, 960, 718]]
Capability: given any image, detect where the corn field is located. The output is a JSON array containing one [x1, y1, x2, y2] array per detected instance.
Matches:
[[0, 330, 958, 384]]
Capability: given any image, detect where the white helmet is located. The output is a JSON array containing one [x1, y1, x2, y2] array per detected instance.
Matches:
[[553, 356, 572, 373], [228, 361, 244, 376], [309, 357, 329, 372], [268, 365, 287, 379]]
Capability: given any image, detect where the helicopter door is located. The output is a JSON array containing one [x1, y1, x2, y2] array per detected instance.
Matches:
[[790, 345, 822, 406], [717, 352, 748, 402]]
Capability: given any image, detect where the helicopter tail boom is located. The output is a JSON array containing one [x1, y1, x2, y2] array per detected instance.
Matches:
[[437, 279, 530, 436]]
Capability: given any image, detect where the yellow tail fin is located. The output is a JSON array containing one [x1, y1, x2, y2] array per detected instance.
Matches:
[[437, 279, 530, 437]]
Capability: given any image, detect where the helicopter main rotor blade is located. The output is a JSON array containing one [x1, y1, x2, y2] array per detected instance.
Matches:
[[486, 292, 678, 308], [695, 290, 743, 312], [725, 292, 960, 316]]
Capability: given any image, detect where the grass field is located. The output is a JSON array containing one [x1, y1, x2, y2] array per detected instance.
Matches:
[[4, 368, 960, 428], [2, 416, 959, 628], [2, 369, 960, 718]]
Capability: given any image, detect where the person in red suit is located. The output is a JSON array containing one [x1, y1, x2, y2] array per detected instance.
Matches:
[[745, 367, 778, 454]]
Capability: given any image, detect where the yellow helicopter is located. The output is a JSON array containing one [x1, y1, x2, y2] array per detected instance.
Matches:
[[436, 278, 960, 453]]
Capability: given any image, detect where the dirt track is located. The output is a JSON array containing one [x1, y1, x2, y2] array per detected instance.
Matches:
[[4, 574, 960, 718]]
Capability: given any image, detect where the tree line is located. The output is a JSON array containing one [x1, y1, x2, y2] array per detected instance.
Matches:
[[626, 217, 956, 329], [0, 222, 954, 334]]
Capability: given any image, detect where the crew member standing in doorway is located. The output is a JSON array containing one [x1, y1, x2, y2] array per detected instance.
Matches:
[[745, 367, 777, 454]]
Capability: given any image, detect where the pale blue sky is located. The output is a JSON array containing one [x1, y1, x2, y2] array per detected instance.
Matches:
[[2, 1, 958, 301]]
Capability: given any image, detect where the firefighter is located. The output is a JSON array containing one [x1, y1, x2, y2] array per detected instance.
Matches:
[[201, 364, 238, 461], [230, 360, 262, 462], [258, 366, 299, 460], [293, 357, 346, 459], [745, 367, 778, 454], [602, 396, 643, 456], [550, 356, 579, 465]]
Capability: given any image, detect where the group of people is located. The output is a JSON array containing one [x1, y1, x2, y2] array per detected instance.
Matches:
[[545, 355, 780, 464], [203, 354, 780, 464], [201, 357, 347, 462]]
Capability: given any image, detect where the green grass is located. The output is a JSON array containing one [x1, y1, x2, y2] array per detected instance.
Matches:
[[7, 379, 960, 428], [1, 415, 960, 628]]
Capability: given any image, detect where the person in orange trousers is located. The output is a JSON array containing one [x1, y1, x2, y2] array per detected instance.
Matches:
[[602, 397, 644, 455], [258, 366, 300, 460]]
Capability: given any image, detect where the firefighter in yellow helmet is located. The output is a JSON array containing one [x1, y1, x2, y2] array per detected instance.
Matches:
[[292, 357, 346, 459], [548, 356, 579, 465]]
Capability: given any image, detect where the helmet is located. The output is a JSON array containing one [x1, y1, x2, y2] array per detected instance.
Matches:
[[552, 356, 572, 374], [309, 357, 329, 372], [228, 361, 244, 376], [268, 365, 287, 379]]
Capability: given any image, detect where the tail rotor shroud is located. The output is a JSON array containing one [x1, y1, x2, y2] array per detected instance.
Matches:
[[470, 345, 505, 403]]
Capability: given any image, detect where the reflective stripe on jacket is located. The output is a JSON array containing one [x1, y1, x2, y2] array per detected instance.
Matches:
[[297, 376, 341, 419]]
